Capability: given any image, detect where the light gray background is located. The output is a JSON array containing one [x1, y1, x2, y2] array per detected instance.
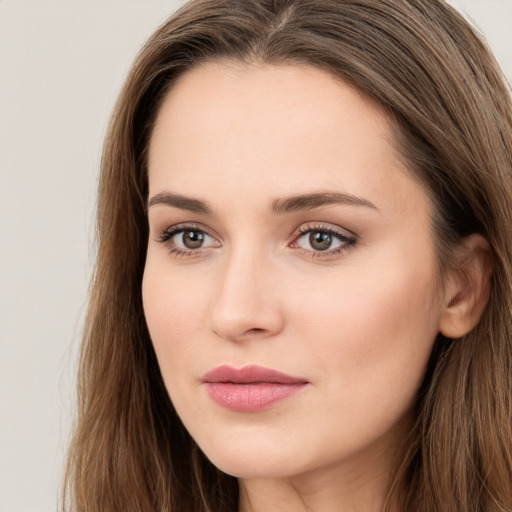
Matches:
[[0, 1, 510, 511]]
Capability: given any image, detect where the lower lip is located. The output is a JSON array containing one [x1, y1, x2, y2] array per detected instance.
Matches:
[[205, 382, 307, 412]]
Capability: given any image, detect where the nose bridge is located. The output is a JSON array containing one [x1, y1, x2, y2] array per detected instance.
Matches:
[[209, 240, 283, 341]]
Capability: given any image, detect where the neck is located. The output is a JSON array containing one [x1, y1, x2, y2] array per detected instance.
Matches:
[[238, 447, 399, 512]]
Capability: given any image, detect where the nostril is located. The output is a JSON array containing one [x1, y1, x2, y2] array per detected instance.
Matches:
[[239, 327, 267, 338]]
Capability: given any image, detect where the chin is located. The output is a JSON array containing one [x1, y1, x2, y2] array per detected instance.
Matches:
[[205, 452, 295, 480], [194, 430, 304, 479]]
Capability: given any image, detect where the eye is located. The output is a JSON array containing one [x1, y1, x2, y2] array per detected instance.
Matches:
[[175, 229, 210, 249], [291, 224, 356, 256], [306, 231, 339, 251], [156, 224, 219, 256]]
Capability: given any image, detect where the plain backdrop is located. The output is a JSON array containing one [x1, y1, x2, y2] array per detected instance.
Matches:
[[0, 1, 510, 511]]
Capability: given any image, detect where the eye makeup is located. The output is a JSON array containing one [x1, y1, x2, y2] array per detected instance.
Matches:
[[155, 222, 220, 258], [154, 220, 357, 261], [290, 222, 357, 259]]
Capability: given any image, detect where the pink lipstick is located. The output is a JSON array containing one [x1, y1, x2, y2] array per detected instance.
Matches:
[[202, 365, 308, 412]]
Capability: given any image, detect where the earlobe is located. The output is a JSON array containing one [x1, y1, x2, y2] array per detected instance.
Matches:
[[438, 234, 493, 339]]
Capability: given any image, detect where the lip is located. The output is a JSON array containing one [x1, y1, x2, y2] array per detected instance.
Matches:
[[202, 365, 309, 412]]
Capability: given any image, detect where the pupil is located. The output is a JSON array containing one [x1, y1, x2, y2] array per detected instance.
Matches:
[[183, 230, 204, 249], [310, 231, 332, 251]]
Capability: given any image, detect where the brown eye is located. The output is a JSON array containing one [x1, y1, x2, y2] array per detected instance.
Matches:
[[292, 225, 356, 256], [309, 231, 333, 251], [157, 225, 219, 254], [181, 230, 205, 249]]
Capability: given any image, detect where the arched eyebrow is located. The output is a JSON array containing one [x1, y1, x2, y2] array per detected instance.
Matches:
[[271, 191, 378, 214], [147, 192, 213, 215], [147, 190, 378, 215]]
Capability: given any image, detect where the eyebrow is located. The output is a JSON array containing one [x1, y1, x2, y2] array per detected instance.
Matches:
[[147, 192, 213, 215], [271, 191, 378, 214], [147, 190, 378, 215]]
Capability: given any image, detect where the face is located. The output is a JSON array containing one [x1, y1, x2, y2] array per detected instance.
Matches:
[[143, 61, 445, 484]]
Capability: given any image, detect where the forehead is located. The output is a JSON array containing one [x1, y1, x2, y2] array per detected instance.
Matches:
[[147, 61, 426, 217], [149, 60, 393, 163]]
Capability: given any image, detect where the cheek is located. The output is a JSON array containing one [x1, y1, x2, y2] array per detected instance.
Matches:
[[288, 253, 440, 402], [272, 259, 440, 462], [142, 261, 210, 379]]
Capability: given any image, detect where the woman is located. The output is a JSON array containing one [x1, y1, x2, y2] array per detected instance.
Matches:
[[64, 1, 512, 511]]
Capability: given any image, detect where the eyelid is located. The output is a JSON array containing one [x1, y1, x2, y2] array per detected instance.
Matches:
[[289, 222, 357, 257], [155, 222, 221, 255], [153, 221, 357, 260]]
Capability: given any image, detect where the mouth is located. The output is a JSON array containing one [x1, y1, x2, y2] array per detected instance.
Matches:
[[202, 365, 309, 412]]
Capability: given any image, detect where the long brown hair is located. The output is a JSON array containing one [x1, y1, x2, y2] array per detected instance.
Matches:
[[64, 1, 512, 511]]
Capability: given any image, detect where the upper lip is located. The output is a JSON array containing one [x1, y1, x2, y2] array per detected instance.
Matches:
[[202, 365, 308, 384]]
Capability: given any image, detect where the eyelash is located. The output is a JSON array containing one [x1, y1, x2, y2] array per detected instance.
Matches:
[[155, 222, 357, 260], [155, 223, 216, 258], [291, 223, 357, 258]]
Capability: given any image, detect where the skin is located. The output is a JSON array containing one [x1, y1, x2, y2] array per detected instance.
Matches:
[[142, 61, 456, 512]]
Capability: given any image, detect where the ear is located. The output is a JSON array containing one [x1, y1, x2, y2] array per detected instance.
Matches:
[[439, 234, 493, 339]]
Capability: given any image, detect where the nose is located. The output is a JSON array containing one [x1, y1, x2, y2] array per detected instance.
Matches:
[[208, 247, 285, 342]]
